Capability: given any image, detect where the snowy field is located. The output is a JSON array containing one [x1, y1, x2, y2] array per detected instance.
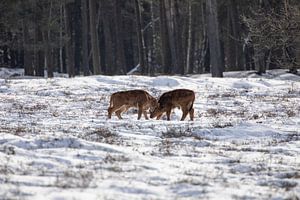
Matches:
[[0, 68, 299, 200]]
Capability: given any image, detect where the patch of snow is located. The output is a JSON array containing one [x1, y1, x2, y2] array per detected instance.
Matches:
[[0, 68, 299, 199]]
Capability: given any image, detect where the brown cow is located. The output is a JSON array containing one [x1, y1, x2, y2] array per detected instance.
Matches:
[[150, 89, 195, 121], [108, 90, 158, 120]]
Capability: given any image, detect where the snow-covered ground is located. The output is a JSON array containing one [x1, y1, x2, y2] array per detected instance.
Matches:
[[0, 68, 299, 199]]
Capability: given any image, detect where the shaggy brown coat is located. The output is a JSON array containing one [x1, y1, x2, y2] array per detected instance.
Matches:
[[108, 90, 157, 120], [150, 89, 195, 121]]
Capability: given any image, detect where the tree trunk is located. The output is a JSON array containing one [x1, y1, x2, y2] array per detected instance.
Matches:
[[10, 50, 17, 68], [134, 0, 147, 75], [199, 1, 210, 74], [81, 0, 89, 75], [295, 32, 300, 73], [59, 3, 64, 74], [22, 20, 34, 76], [74, 0, 81, 75], [21, 0, 34, 76], [44, 30, 53, 78], [173, 0, 184, 75], [101, 0, 115, 75], [65, 3, 75, 77], [206, 0, 224, 77], [148, 0, 157, 76], [165, 0, 177, 74], [89, 0, 101, 74], [257, 53, 266, 75], [35, 25, 44, 77], [114, 0, 127, 74], [231, 0, 244, 70], [284, 0, 298, 74], [159, 0, 172, 74], [46, 0, 54, 78], [34, 1, 45, 77], [226, 0, 243, 71], [255, 0, 269, 75], [186, 1, 195, 74], [226, 4, 235, 71], [149, 0, 157, 76], [200, 34, 210, 73]]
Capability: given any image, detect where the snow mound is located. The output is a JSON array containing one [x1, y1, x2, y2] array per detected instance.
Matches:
[[151, 76, 180, 87]]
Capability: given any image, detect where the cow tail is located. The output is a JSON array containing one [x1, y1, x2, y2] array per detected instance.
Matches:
[[189, 98, 194, 111], [109, 95, 113, 108]]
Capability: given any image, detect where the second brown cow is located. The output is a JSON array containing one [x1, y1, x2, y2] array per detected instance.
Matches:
[[150, 89, 195, 121]]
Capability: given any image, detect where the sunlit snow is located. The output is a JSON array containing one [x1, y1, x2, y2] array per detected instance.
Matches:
[[0, 68, 299, 199]]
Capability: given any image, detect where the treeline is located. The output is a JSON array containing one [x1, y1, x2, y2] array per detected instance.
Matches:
[[0, 0, 299, 77]]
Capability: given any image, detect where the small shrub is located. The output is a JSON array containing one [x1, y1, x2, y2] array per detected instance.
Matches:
[[103, 154, 130, 164], [211, 121, 233, 129], [161, 127, 204, 141], [207, 94, 219, 99], [206, 108, 226, 117], [159, 139, 172, 156], [286, 110, 296, 117], [161, 127, 192, 138], [175, 178, 209, 186], [0, 146, 15, 155], [54, 169, 94, 188], [221, 93, 236, 98], [81, 127, 121, 144]]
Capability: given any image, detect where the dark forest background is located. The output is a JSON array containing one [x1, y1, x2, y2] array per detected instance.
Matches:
[[0, 0, 299, 78]]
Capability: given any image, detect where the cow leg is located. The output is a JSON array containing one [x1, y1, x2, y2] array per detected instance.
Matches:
[[116, 105, 130, 119], [108, 106, 117, 119], [180, 107, 189, 121], [115, 107, 125, 119], [137, 104, 143, 120], [108, 105, 122, 119], [108, 107, 112, 119], [115, 109, 123, 119], [108, 99, 113, 119], [143, 110, 149, 120], [189, 108, 194, 121], [166, 108, 172, 121]]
